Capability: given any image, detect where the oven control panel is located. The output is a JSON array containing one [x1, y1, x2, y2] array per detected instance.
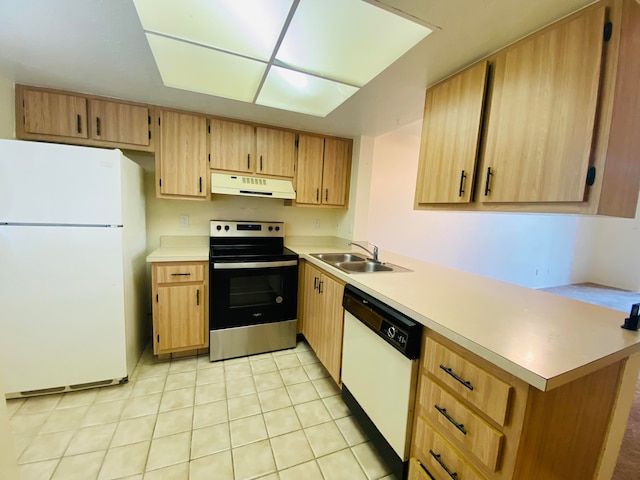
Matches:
[[210, 220, 284, 237]]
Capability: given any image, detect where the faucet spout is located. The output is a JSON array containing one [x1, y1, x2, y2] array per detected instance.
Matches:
[[349, 242, 380, 262]]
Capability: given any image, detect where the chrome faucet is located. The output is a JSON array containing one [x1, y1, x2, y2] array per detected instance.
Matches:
[[349, 242, 380, 262]]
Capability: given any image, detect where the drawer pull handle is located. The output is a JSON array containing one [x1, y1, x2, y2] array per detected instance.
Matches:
[[440, 365, 474, 390], [171, 273, 191, 276], [435, 404, 467, 435], [429, 450, 458, 479]]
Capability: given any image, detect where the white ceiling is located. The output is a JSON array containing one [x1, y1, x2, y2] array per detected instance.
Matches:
[[0, 0, 595, 138]]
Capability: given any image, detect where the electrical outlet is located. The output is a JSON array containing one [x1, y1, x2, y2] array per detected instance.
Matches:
[[313, 219, 320, 230], [180, 214, 189, 228]]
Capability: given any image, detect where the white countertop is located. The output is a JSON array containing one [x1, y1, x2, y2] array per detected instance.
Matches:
[[288, 242, 640, 392], [146, 235, 209, 263]]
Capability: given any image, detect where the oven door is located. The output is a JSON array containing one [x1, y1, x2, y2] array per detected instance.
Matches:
[[210, 260, 298, 330]]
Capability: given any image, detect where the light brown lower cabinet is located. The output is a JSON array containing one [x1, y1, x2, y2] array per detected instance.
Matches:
[[300, 261, 345, 384], [151, 261, 209, 355], [411, 331, 635, 479]]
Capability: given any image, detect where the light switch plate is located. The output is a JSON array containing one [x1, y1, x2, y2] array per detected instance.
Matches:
[[180, 214, 189, 227]]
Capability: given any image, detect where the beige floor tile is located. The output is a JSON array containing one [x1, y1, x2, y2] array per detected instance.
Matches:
[[120, 393, 161, 420], [232, 439, 276, 480], [286, 382, 319, 405], [254, 372, 285, 392], [153, 407, 193, 438], [134, 362, 170, 380], [146, 431, 191, 471], [13, 433, 36, 459], [18, 430, 75, 464], [352, 442, 392, 480], [51, 450, 105, 480], [257, 474, 279, 480], [303, 363, 330, 380], [98, 440, 150, 480], [110, 414, 156, 447], [250, 358, 278, 375], [159, 387, 195, 412], [94, 382, 133, 404], [9, 412, 51, 437], [323, 394, 351, 420], [82, 399, 125, 427], [227, 376, 257, 398], [258, 387, 292, 412], [191, 423, 230, 459], [65, 423, 116, 456], [190, 450, 233, 480], [224, 356, 250, 366], [56, 389, 98, 409], [228, 393, 261, 420], [165, 371, 197, 391], [131, 376, 166, 397], [144, 461, 189, 480], [230, 413, 268, 447], [17, 394, 62, 415], [305, 420, 349, 457], [18, 458, 59, 480], [270, 430, 314, 470], [193, 399, 228, 428], [278, 460, 324, 480], [279, 366, 310, 386], [196, 365, 224, 385], [195, 381, 226, 405], [294, 400, 332, 428], [197, 353, 216, 367], [335, 416, 368, 446], [296, 350, 320, 366], [274, 354, 302, 370], [168, 357, 199, 374], [272, 347, 295, 357], [312, 377, 341, 398], [39, 405, 89, 434], [263, 407, 301, 438], [293, 341, 311, 353], [225, 362, 253, 380], [317, 449, 368, 480]]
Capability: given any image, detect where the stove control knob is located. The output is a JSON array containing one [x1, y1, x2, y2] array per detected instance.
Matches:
[[216, 225, 222, 231], [387, 326, 396, 339], [268, 226, 273, 231], [275, 226, 280, 231], [224, 225, 230, 231]]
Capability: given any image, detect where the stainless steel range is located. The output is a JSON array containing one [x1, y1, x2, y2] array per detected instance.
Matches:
[[208, 220, 298, 362]]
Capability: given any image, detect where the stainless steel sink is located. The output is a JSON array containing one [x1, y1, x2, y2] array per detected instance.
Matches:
[[312, 253, 366, 263], [310, 252, 411, 274]]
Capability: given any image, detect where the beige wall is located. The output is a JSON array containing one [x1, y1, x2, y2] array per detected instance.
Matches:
[[0, 74, 15, 139]]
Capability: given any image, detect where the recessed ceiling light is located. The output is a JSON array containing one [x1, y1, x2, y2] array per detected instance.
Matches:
[[133, 0, 433, 117]]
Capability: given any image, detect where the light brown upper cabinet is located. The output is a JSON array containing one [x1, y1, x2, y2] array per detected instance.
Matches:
[[415, 61, 489, 205], [480, 7, 605, 203], [296, 135, 351, 207], [209, 118, 255, 174], [158, 110, 208, 199], [17, 85, 154, 151], [256, 127, 296, 178]]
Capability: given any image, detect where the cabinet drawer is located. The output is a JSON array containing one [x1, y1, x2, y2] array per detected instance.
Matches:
[[424, 337, 512, 425], [154, 264, 205, 283], [414, 416, 486, 480], [408, 457, 434, 480], [420, 377, 503, 472]]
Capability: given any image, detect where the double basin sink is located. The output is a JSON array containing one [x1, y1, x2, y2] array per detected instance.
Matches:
[[311, 253, 411, 274]]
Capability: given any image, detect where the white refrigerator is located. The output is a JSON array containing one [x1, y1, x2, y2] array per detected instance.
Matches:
[[0, 139, 147, 397]]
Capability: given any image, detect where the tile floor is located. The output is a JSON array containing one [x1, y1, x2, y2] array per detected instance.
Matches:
[[6, 340, 395, 480]]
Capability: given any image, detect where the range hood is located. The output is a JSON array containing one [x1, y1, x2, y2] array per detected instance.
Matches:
[[211, 173, 296, 200]]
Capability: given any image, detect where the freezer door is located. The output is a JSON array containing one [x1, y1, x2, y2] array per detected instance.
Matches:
[[0, 139, 123, 225], [0, 225, 127, 394]]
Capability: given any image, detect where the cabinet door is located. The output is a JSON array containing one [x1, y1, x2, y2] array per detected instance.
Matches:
[[89, 100, 150, 146], [296, 135, 324, 205], [209, 118, 255, 173], [23, 90, 88, 138], [481, 8, 605, 203], [416, 61, 488, 204], [302, 263, 322, 352], [317, 273, 345, 384], [159, 110, 208, 198], [322, 139, 351, 206], [256, 127, 296, 178], [156, 284, 205, 353]]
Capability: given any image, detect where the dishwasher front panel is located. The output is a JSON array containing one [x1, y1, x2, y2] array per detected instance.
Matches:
[[342, 311, 419, 460]]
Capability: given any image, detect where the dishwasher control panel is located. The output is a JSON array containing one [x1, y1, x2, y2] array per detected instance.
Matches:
[[343, 284, 422, 359]]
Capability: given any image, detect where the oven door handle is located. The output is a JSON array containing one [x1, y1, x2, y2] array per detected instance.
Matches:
[[213, 260, 298, 269]]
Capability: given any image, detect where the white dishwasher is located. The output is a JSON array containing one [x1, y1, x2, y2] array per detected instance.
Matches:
[[341, 285, 423, 480]]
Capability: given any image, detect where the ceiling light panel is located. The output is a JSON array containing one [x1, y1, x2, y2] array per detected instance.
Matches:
[[133, 0, 293, 60], [276, 0, 432, 86], [146, 33, 266, 102], [257, 66, 359, 117]]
